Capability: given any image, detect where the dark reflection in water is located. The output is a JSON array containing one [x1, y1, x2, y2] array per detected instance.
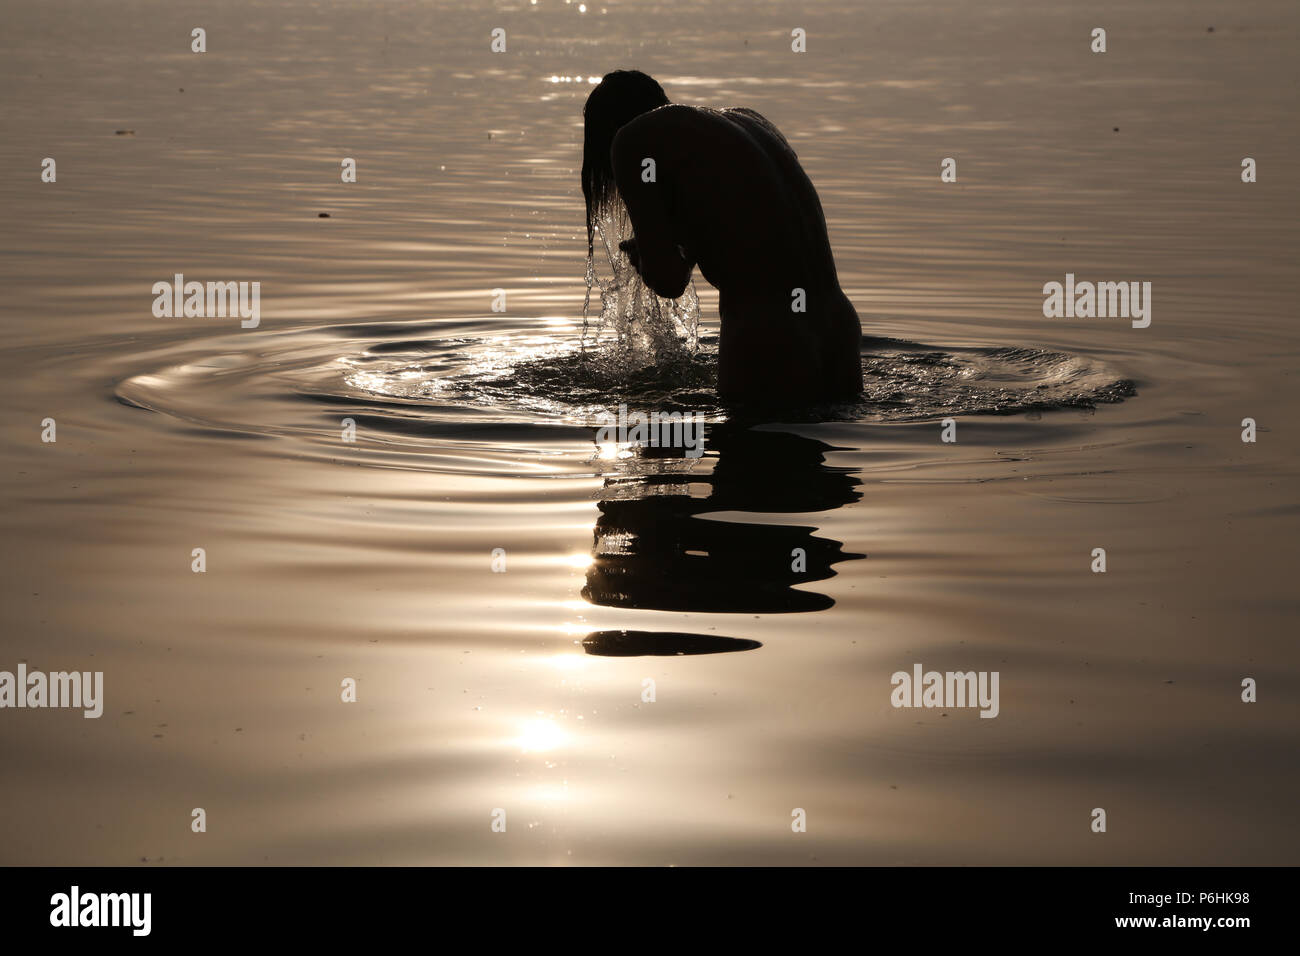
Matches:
[[582, 424, 864, 637], [582, 630, 763, 656]]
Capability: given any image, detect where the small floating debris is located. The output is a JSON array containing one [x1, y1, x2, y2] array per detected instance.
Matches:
[[317, 212, 331, 218], [114, 129, 135, 136]]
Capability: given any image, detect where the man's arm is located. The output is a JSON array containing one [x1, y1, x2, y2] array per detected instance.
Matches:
[[610, 119, 694, 299]]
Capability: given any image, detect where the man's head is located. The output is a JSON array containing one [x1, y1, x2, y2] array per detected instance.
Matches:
[[581, 70, 670, 255]]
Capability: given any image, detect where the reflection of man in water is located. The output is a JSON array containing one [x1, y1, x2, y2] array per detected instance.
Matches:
[[582, 70, 863, 405], [582, 425, 863, 614]]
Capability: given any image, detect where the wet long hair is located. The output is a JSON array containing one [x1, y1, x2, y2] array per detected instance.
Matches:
[[581, 70, 670, 259]]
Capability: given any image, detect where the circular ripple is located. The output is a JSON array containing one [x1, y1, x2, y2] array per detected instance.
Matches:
[[115, 323, 1136, 469]]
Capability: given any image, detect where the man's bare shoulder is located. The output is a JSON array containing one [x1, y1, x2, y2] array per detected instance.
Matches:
[[613, 104, 788, 163], [615, 105, 716, 143]]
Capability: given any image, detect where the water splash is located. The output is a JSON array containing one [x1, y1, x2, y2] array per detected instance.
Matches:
[[581, 206, 700, 373]]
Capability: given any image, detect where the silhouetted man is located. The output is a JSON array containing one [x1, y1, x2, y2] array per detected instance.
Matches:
[[582, 70, 863, 404]]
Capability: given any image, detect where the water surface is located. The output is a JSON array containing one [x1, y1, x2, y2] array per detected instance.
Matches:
[[1, 0, 1297, 865]]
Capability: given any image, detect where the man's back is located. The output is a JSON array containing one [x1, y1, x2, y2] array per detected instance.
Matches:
[[614, 104, 841, 297]]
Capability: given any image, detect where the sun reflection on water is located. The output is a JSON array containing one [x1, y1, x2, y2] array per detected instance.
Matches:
[[515, 717, 568, 753]]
